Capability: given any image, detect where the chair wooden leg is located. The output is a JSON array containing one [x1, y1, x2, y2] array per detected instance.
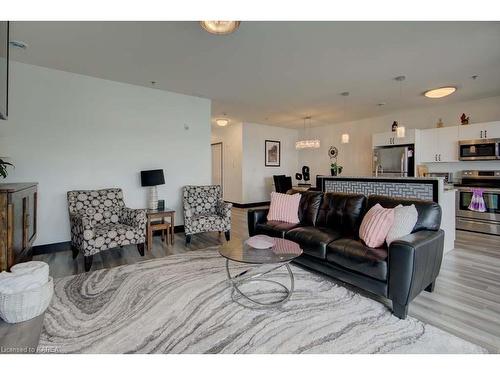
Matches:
[[137, 243, 145, 256], [71, 245, 79, 259], [225, 231, 231, 241], [147, 228, 153, 252], [186, 234, 192, 245], [84, 255, 93, 272]]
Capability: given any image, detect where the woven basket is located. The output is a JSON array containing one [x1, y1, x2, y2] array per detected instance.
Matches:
[[0, 277, 54, 323]]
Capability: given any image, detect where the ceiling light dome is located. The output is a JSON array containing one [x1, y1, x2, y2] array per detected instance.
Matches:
[[424, 86, 456, 99], [200, 21, 240, 35], [216, 118, 229, 127]]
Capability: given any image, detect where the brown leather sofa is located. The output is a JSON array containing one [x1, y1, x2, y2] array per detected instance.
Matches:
[[247, 191, 444, 319]]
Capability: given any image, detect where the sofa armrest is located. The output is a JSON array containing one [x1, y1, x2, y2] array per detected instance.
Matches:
[[247, 207, 270, 237], [119, 207, 147, 233], [388, 229, 444, 306], [216, 200, 232, 218], [69, 212, 94, 244]]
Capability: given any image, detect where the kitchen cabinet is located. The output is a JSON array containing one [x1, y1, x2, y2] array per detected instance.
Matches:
[[458, 121, 500, 140], [418, 126, 459, 163], [372, 129, 415, 147]]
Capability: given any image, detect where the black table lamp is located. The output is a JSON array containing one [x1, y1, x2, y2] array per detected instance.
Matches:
[[140, 169, 165, 210]]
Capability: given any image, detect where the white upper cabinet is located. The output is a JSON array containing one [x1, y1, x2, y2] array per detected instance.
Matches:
[[417, 126, 459, 163], [372, 129, 415, 147], [458, 121, 500, 140]]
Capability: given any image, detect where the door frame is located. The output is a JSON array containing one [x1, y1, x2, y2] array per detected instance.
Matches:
[[211, 142, 223, 195]]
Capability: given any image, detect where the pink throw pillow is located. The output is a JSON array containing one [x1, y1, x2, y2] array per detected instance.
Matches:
[[267, 192, 301, 224], [359, 203, 395, 248]]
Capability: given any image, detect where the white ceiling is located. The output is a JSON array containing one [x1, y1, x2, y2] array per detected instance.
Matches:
[[10, 21, 500, 128]]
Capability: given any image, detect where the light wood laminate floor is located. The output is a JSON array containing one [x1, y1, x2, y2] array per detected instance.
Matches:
[[1, 207, 499, 353]]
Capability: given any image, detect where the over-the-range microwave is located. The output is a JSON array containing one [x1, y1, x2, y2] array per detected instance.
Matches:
[[459, 138, 500, 161]]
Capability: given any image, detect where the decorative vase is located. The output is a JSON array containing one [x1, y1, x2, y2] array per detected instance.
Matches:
[[331, 169, 337, 176]]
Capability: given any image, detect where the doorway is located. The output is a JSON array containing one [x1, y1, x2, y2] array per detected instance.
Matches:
[[211, 142, 223, 194]]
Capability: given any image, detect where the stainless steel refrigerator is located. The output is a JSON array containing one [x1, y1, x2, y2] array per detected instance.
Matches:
[[373, 145, 415, 177]]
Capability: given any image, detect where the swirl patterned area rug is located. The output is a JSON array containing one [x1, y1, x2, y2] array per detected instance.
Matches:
[[38, 249, 485, 354]]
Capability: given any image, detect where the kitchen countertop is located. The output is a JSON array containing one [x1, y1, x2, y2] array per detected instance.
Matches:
[[317, 175, 445, 181]]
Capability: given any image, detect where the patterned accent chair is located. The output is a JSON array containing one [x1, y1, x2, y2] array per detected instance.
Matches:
[[183, 185, 232, 244], [67, 188, 147, 272]]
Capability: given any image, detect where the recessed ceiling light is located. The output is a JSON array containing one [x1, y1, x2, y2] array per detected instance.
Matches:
[[377, 102, 386, 107], [424, 86, 457, 99], [9, 40, 28, 49], [200, 21, 240, 35], [216, 118, 229, 127]]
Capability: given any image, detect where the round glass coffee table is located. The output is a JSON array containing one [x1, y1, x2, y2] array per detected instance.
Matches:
[[219, 238, 302, 307]]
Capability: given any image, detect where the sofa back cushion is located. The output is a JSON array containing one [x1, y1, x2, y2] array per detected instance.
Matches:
[[315, 192, 367, 237], [366, 195, 442, 232], [183, 185, 221, 215], [297, 191, 323, 226], [67, 188, 125, 224]]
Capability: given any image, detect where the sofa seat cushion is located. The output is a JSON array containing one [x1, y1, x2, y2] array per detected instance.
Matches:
[[326, 238, 388, 281], [255, 221, 300, 238], [285, 226, 342, 260]]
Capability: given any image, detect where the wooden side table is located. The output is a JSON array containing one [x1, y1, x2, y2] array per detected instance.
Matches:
[[146, 208, 175, 252]]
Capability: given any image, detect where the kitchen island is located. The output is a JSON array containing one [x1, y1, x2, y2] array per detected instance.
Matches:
[[316, 175, 456, 253]]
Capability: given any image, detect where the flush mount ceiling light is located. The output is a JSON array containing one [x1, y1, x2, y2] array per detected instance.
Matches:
[[424, 86, 456, 99], [216, 118, 229, 127], [200, 21, 240, 35], [296, 117, 320, 150]]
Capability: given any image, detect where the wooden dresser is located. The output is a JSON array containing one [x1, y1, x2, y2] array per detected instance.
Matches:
[[0, 183, 38, 271]]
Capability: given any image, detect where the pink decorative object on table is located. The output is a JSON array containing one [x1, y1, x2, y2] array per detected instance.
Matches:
[[245, 235, 276, 249]]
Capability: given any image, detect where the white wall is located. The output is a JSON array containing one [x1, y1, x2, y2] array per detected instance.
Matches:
[[211, 123, 243, 203], [0, 62, 211, 245], [210, 122, 299, 204], [298, 96, 500, 180], [242, 122, 299, 203]]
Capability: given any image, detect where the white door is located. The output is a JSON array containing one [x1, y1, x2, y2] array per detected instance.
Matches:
[[211, 142, 223, 193]]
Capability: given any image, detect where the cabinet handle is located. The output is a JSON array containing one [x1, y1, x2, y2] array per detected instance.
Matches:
[[485, 130, 488, 138], [439, 154, 441, 161], [481, 130, 483, 138], [435, 154, 437, 161]]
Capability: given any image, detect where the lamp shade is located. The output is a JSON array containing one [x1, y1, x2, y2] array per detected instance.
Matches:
[[141, 169, 165, 187]]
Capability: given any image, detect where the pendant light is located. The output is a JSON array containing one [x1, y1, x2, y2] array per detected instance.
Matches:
[[340, 91, 350, 144], [394, 76, 406, 138], [296, 116, 320, 149]]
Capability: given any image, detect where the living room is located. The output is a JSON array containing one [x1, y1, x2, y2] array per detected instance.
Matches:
[[1, 0, 500, 371]]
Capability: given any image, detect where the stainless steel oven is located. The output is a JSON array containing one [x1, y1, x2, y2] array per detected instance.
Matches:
[[459, 138, 500, 161], [455, 170, 500, 235]]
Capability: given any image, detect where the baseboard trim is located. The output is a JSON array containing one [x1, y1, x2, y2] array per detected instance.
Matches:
[[229, 201, 270, 208], [32, 225, 186, 255], [33, 241, 71, 256], [174, 225, 185, 233]]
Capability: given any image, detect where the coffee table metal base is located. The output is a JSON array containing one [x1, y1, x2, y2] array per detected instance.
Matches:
[[225, 259, 295, 307]]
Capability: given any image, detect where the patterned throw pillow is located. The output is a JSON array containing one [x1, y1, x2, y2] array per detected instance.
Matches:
[[386, 204, 418, 246], [267, 192, 301, 224], [359, 203, 395, 248]]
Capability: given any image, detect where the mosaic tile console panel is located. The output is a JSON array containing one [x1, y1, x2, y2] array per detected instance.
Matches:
[[322, 178, 437, 202]]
